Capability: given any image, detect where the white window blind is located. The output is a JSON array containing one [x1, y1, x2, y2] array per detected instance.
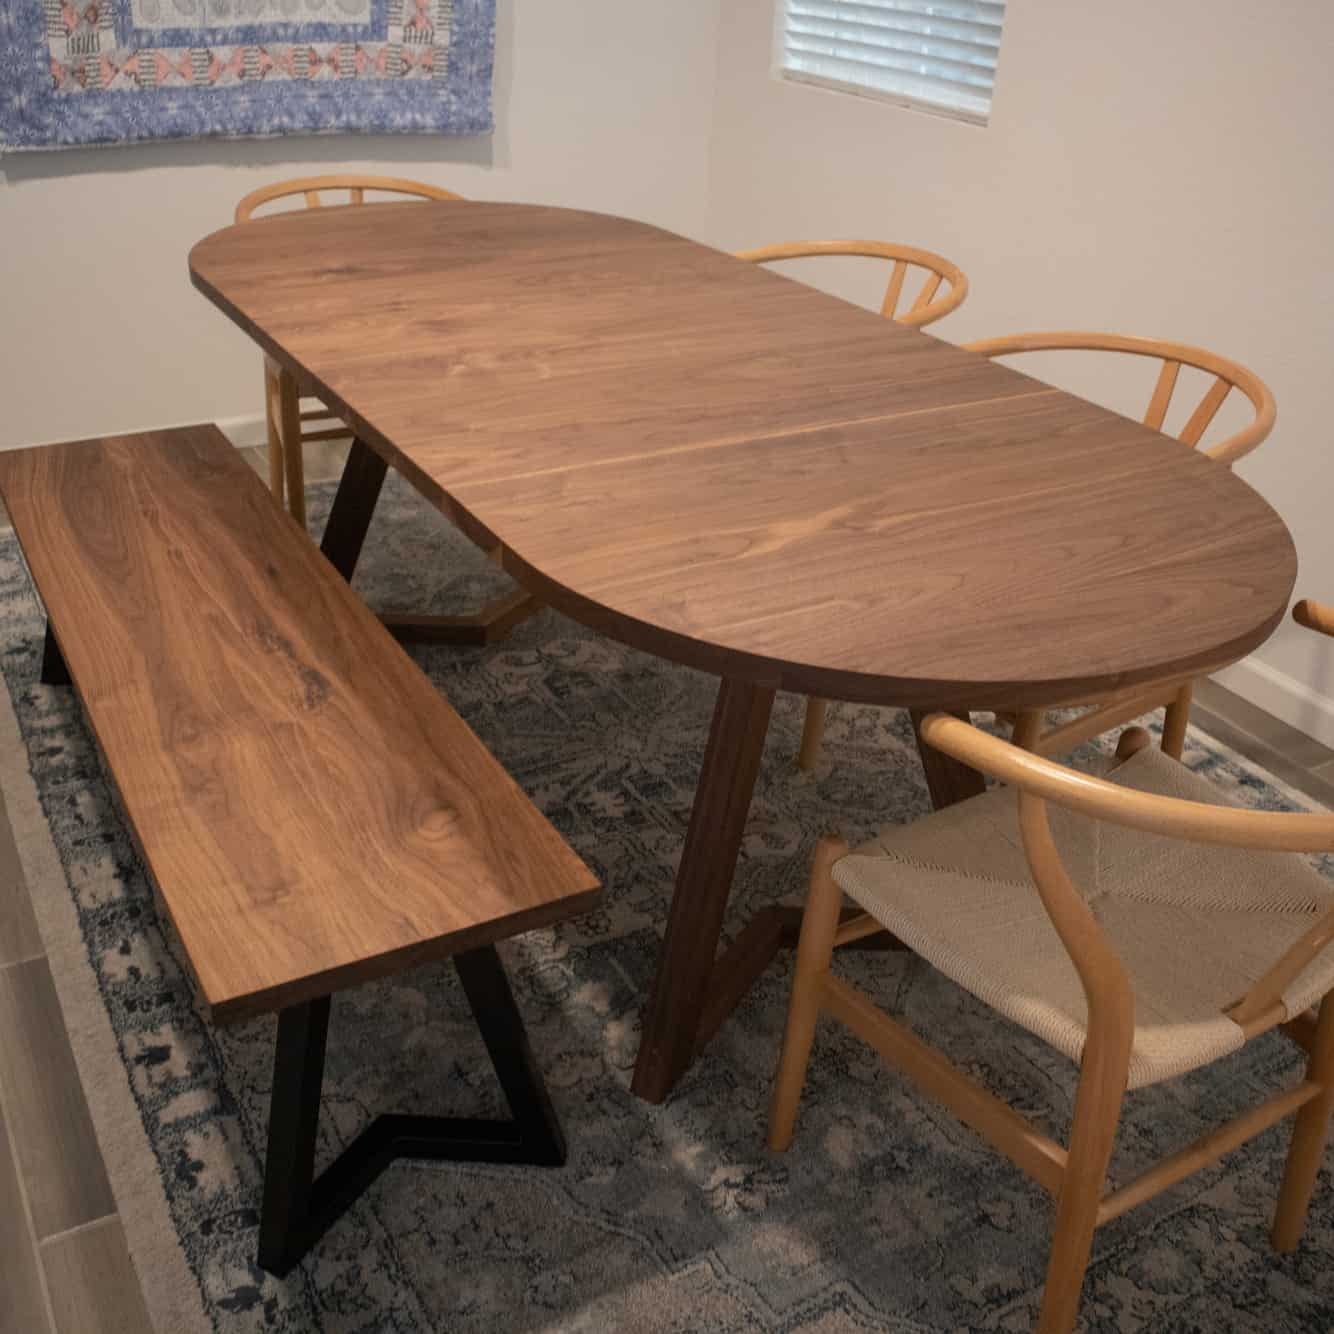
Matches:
[[776, 1, 1006, 125]]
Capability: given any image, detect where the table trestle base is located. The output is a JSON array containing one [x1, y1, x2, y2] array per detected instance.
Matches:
[[695, 905, 906, 1057], [319, 438, 540, 645], [380, 589, 543, 646]]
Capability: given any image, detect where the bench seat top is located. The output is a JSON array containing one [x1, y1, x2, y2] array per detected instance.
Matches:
[[0, 426, 599, 1022]]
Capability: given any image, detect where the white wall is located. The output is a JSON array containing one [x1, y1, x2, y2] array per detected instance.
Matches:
[[707, 0, 1334, 744], [0, 0, 722, 448], [4, 0, 1332, 739]]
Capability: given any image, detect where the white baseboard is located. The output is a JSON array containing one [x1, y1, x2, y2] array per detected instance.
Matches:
[[214, 413, 268, 450], [1213, 655, 1334, 751]]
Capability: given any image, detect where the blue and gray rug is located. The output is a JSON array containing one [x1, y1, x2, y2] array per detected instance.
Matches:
[[1, 474, 1332, 1332]]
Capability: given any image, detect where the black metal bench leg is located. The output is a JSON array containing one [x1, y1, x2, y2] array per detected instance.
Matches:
[[40, 624, 70, 686], [257, 997, 330, 1276], [256, 944, 565, 1277], [455, 944, 566, 1166]]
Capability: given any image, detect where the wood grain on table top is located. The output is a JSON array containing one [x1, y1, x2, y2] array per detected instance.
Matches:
[[0, 427, 599, 1022], [190, 202, 1297, 709]]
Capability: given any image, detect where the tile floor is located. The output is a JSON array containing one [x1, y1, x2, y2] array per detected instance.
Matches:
[[0, 808, 151, 1333], [1, 444, 1331, 1331]]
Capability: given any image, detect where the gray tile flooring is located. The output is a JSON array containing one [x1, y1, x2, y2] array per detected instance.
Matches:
[[0, 825, 151, 1333], [0, 1097, 51, 1332], [40, 1216, 152, 1334], [0, 445, 1330, 1329]]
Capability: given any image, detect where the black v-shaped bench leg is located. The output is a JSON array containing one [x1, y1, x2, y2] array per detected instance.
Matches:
[[256, 943, 566, 1277]]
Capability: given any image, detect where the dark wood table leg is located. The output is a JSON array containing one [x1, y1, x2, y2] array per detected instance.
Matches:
[[631, 676, 776, 1103], [380, 590, 544, 647], [318, 437, 543, 643], [319, 436, 388, 582], [910, 707, 986, 810], [693, 904, 906, 1053]]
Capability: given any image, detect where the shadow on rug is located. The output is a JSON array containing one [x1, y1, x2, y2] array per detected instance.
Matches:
[[1, 475, 1332, 1333]]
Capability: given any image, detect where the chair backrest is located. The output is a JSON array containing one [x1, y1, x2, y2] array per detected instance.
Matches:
[[917, 711, 1334, 1038], [963, 331, 1276, 467], [235, 175, 464, 223], [734, 240, 969, 330]]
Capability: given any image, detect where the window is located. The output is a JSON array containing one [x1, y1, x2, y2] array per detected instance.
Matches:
[[774, 1, 1006, 126]]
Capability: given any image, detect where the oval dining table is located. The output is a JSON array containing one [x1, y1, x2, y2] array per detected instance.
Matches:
[[190, 202, 1297, 1103]]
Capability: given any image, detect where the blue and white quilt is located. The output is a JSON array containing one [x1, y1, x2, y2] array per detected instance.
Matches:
[[0, 0, 494, 149]]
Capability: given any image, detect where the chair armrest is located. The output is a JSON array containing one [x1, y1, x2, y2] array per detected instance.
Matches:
[[916, 713, 1334, 854], [1294, 599, 1334, 640]]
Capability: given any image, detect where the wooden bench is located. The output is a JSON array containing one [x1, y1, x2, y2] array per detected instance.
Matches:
[[0, 425, 600, 1276]]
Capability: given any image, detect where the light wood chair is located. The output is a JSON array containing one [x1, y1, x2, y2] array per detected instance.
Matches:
[[964, 332, 1277, 766], [734, 240, 970, 771], [735, 239, 969, 330], [963, 332, 1276, 469], [234, 176, 465, 528], [233, 177, 542, 646], [797, 332, 1277, 772], [772, 697, 1334, 1333]]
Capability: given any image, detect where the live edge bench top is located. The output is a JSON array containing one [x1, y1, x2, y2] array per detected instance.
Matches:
[[0, 426, 600, 1023]]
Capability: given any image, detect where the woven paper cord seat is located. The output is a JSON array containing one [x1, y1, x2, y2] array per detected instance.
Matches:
[[834, 746, 1334, 1090]]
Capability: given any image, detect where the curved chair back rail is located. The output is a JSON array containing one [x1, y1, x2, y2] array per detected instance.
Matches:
[[963, 331, 1276, 466], [735, 239, 969, 329], [235, 174, 465, 223], [919, 712, 1334, 853]]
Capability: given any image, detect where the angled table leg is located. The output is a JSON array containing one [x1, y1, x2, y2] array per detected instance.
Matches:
[[256, 943, 564, 1277], [631, 676, 776, 1103], [319, 437, 543, 644], [630, 688, 981, 1104], [910, 707, 986, 810]]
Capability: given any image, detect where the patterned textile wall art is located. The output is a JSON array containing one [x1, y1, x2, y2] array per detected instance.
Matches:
[[0, 0, 494, 149]]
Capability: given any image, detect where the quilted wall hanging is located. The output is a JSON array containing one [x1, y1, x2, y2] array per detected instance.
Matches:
[[0, 0, 495, 149]]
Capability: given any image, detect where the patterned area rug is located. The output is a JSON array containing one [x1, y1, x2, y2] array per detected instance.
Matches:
[[2, 474, 1333, 1333], [0, 0, 493, 149]]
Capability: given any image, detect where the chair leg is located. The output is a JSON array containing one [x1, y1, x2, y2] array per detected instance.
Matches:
[[263, 360, 285, 508], [1011, 709, 1046, 752], [1273, 992, 1334, 1252], [1160, 681, 1192, 759], [277, 366, 307, 529], [1160, 682, 1193, 760], [768, 836, 848, 1151], [797, 698, 829, 772], [1037, 1037, 1128, 1332]]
